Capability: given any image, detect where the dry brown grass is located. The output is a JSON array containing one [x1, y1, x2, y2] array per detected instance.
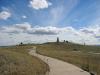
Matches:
[[0, 45, 49, 75], [37, 42, 100, 75]]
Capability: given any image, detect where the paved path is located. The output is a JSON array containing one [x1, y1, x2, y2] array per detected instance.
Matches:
[[29, 47, 90, 75]]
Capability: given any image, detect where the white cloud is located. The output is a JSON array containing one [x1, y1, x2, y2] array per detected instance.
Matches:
[[14, 22, 31, 31], [80, 25, 100, 37], [28, 26, 67, 35], [1, 23, 100, 38], [1, 22, 31, 33], [0, 23, 100, 45], [0, 11, 11, 20], [49, 0, 79, 25], [50, 6, 64, 25], [22, 15, 27, 19], [0, 23, 68, 35], [29, 0, 52, 10]]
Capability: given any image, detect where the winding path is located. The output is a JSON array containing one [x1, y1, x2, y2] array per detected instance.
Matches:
[[29, 47, 90, 75]]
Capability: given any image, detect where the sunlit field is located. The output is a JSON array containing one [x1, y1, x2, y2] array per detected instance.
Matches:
[[37, 42, 100, 75], [0, 45, 49, 75]]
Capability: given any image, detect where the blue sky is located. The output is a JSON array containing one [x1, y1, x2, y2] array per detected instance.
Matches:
[[0, 0, 100, 46]]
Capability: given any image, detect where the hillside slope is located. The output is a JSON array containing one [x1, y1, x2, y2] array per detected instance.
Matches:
[[37, 42, 100, 75], [0, 45, 49, 75]]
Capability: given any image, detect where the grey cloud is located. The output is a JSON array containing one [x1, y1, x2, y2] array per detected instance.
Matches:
[[0, 23, 68, 35], [1, 22, 31, 34], [28, 26, 67, 35], [95, 36, 100, 38], [1, 23, 100, 38], [28, 30, 58, 35], [79, 25, 100, 39], [14, 23, 31, 31], [80, 29, 94, 34]]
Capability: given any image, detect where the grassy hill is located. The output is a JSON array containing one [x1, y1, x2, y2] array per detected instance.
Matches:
[[37, 42, 100, 75], [0, 45, 49, 75]]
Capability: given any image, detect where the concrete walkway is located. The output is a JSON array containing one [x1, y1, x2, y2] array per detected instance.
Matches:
[[29, 47, 90, 75]]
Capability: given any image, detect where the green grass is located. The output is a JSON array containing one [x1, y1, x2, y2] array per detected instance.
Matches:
[[0, 45, 49, 75], [37, 42, 100, 75]]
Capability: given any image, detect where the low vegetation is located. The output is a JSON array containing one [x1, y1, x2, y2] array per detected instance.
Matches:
[[37, 42, 100, 75], [0, 45, 49, 75]]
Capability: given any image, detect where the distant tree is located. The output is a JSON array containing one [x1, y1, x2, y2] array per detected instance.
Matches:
[[64, 40, 66, 43], [57, 37, 59, 44], [66, 41, 69, 43], [19, 42, 23, 45]]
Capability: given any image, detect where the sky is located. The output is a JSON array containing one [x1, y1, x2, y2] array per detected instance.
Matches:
[[0, 0, 100, 46]]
